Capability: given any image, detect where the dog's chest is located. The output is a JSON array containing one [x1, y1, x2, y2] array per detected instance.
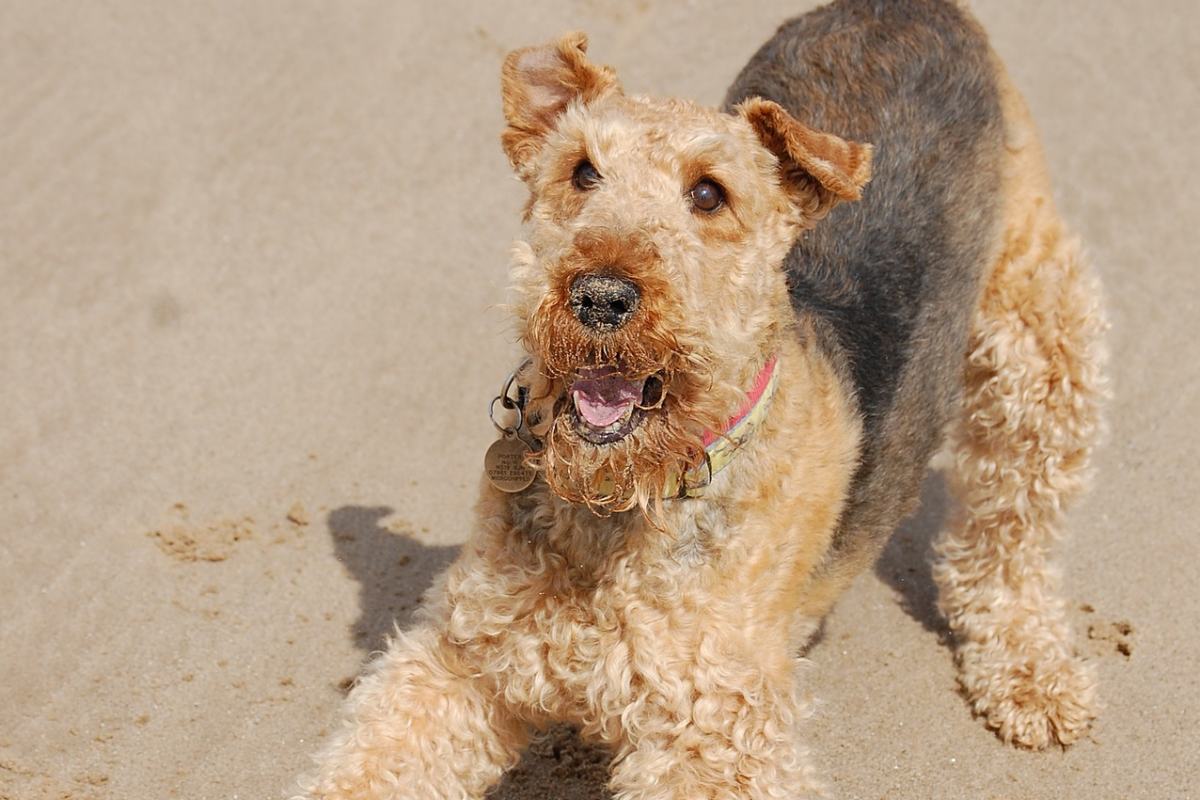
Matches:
[[490, 573, 703, 733], [455, 541, 718, 733], [448, 490, 737, 730]]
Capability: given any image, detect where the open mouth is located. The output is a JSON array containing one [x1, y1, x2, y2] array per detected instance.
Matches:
[[568, 367, 664, 444]]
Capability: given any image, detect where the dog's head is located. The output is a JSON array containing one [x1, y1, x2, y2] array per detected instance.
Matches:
[[501, 33, 871, 513]]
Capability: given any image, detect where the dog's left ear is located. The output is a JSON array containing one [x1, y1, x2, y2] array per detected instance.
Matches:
[[501, 32, 620, 176], [738, 97, 873, 218]]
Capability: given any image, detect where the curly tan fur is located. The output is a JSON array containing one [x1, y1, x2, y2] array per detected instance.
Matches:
[[301, 326, 860, 800], [297, 6, 1105, 797], [931, 62, 1107, 749]]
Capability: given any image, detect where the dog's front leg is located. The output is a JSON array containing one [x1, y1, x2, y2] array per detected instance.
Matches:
[[607, 651, 822, 800], [297, 625, 528, 800]]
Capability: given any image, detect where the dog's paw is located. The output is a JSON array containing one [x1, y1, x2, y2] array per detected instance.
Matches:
[[957, 639, 1099, 749]]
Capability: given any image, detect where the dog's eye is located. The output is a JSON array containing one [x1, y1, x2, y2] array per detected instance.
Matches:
[[572, 160, 602, 191], [690, 179, 725, 213]]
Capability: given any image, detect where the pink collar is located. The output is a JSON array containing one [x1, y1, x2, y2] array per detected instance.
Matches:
[[701, 356, 779, 448]]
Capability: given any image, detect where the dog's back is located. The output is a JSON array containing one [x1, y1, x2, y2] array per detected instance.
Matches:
[[726, 0, 1005, 581]]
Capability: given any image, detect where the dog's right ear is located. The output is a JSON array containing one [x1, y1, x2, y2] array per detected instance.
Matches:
[[501, 32, 620, 176]]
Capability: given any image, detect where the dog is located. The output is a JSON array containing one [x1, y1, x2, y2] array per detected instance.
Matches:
[[298, 1, 1106, 796]]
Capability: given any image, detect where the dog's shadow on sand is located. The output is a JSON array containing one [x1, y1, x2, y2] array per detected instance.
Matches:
[[327, 506, 459, 653], [874, 472, 955, 643], [329, 472, 953, 800]]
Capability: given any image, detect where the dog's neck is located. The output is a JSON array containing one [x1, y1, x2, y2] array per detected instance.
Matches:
[[502, 354, 784, 578]]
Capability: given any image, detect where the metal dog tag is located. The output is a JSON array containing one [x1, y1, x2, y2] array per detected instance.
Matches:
[[484, 435, 535, 493]]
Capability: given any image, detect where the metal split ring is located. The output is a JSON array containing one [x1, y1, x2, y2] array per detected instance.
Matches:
[[489, 393, 523, 436], [489, 360, 531, 436]]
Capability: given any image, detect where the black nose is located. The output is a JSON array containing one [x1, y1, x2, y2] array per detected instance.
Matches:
[[569, 274, 640, 332]]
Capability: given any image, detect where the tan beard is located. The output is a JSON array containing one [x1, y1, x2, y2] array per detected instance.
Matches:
[[527, 366, 724, 515]]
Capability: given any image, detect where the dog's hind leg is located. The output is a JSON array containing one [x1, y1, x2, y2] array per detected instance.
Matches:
[[932, 144, 1107, 748], [932, 70, 1109, 748]]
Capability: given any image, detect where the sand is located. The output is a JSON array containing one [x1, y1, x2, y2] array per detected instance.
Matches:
[[1, 1, 1197, 798]]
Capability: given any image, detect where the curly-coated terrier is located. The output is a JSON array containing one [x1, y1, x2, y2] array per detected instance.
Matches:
[[299, 1, 1106, 796]]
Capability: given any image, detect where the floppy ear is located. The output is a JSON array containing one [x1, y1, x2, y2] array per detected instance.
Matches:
[[501, 32, 620, 175], [738, 97, 873, 218]]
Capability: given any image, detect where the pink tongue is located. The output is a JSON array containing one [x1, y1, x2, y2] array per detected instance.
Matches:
[[571, 370, 645, 428]]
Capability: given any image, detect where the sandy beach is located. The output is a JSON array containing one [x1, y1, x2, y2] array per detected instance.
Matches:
[[2, 1, 1197, 798]]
